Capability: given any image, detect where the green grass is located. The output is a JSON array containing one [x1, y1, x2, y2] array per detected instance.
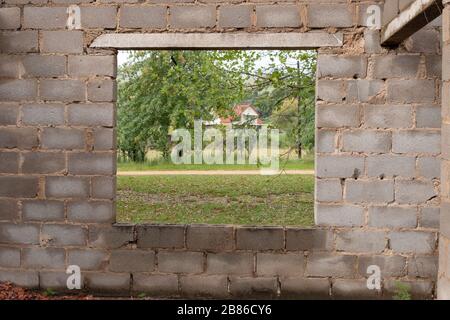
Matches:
[[117, 158, 314, 171], [117, 175, 314, 226]]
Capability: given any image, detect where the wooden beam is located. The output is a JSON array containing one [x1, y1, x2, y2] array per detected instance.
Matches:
[[381, 0, 443, 47]]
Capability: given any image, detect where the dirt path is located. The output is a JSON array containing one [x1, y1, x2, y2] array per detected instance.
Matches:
[[117, 169, 315, 176]]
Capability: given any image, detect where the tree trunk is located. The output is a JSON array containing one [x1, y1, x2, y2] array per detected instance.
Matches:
[[296, 60, 302, 159]]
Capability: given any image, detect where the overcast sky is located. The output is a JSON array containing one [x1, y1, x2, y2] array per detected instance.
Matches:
[[117, 51, 129, 66]]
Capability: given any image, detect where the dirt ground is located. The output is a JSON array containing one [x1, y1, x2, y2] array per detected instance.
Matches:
[[0, 282, 93, 300]]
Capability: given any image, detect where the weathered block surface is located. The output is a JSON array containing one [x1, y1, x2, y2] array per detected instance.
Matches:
[[0, 1, 442, 300]]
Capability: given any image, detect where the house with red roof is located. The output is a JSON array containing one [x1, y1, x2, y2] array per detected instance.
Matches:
[[205, 103, 263, 127]]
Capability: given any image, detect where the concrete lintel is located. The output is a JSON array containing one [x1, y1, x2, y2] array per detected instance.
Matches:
[[90, 32, 343, 49], [381, 0, 443, 47]]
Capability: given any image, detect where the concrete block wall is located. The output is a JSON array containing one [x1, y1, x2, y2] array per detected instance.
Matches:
[[438, 0, 450, 300], [315, 7, 441, 300], [0, 0, 442, 298]]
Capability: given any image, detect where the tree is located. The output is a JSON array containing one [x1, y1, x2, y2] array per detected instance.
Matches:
[[117, 50, 316, 162], [270, 98, 299, 149], [246, 51, 316, 157], [117, 50, 252, 161]]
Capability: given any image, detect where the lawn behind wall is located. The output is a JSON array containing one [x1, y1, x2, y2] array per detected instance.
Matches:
[[117, 158, 314, 172], [117, 175, 314, 226]]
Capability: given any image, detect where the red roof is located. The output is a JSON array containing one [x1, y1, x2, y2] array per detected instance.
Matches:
[[218, 103, 262, 125], [233, 103, 260, 116], [220, 116, 233, 124]]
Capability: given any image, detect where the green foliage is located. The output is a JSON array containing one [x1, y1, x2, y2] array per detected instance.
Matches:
[[248, 51, 317, 156], [393, 282, 412, 300], [269, 99, 299, 149], [42, 288, 57, 297], [118, 50, 250, 161], [117, 50, 317, 162]]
